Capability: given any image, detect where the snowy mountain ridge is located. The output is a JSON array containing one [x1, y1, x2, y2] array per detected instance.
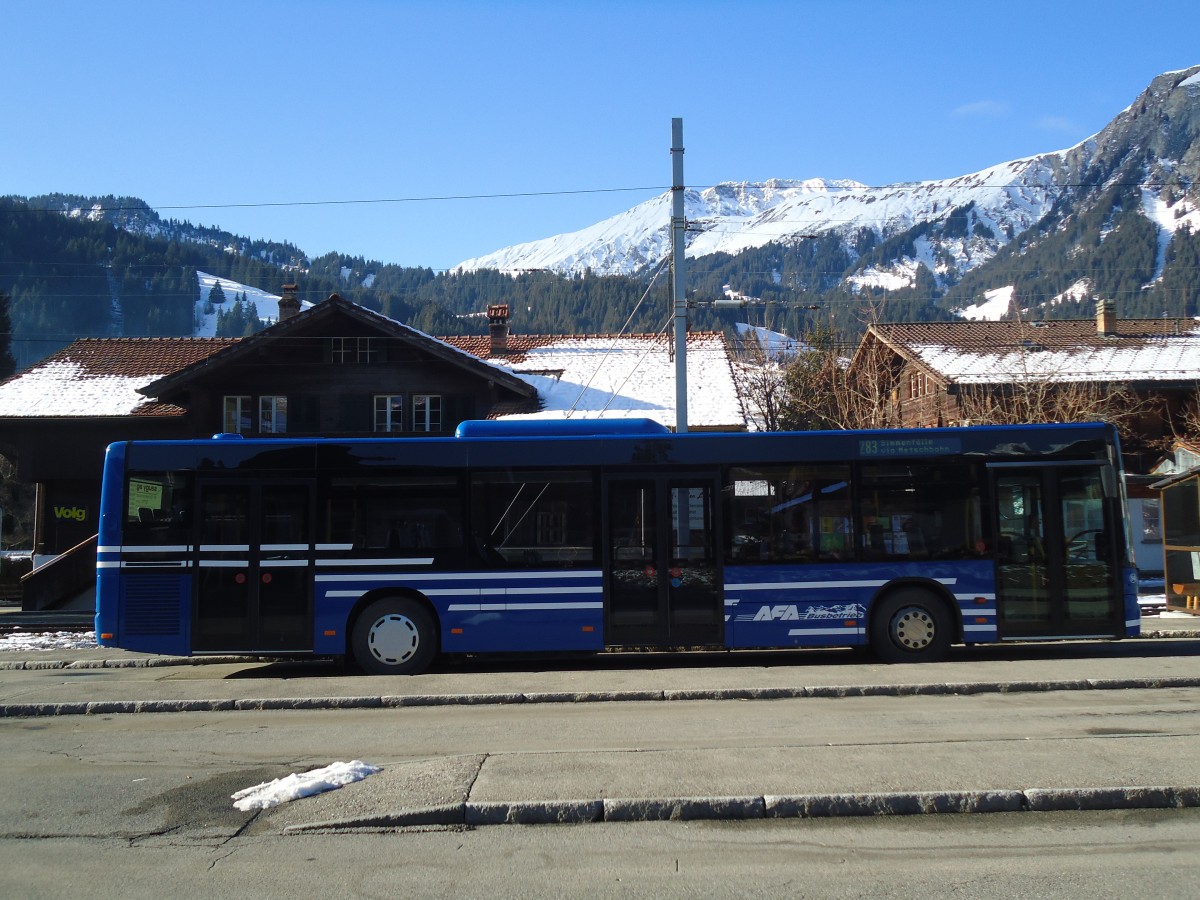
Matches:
[[453, 157, 1070, 279], [454, 66, 1200, 304]]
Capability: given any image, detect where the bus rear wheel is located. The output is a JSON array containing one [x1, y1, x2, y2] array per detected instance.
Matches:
[[351, 598, 438, 675], [869, 589, 953, 663]]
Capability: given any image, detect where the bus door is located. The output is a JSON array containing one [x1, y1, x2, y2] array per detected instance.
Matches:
[[990, 464, 1122, 638], [193, 480, 314, 652], [604, 475, 723, 647]]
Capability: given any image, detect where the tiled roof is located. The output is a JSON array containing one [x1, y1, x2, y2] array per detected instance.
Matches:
[[0, 326, 748, 429], [144, 295, 535, 402], [870, 318, 1200, 385], [0, 338, 241, 418], [47, 337, 242, 375]]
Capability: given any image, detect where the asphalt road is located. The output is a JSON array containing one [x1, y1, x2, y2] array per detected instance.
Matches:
[[2, 634, 1200, 895]]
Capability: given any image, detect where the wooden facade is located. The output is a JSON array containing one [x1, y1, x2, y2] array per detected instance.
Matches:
[[0, 295, 537, 556]]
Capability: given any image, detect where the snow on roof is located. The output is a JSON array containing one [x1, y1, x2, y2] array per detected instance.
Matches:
[[0, 338, 240, 418], [466, 333, 746, 428], [0, 325, 745, 428], [919, 337, 1200, 384], [874, 320, 1200, 385], [0, 359, 167, 416]]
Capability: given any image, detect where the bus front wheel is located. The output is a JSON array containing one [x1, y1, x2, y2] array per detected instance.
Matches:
[[351, 598, 438, 675], [869, 589, 953, 663]]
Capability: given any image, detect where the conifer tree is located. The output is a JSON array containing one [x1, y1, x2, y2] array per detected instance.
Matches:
[[0, 291, 14, 379]]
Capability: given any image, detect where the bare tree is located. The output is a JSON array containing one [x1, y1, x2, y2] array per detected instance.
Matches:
[[730, 331, 791, 432], [776, 316, 901, 431], [955, 379, 1150, 430]]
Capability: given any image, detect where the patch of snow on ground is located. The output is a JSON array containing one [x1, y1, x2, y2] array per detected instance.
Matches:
[[195, 272, 298, 337], [846, 263, 914, 292], [0, 630, 97, 651], [1049, 279, 1093, 306], [958, 286, 1013, 320], [1142, 188, 1200, 283], [232, 760, 382, 810]]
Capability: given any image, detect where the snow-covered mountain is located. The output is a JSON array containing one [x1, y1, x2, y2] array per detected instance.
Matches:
[[455, 168, 1056, 280], [455, 66, 1200, 310]]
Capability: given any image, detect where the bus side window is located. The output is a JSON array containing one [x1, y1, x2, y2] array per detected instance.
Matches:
[[470, 469, 596, 567], [859, 463, 982, 561], [325, 476, 464, 562], [726, 465, 850, 564]]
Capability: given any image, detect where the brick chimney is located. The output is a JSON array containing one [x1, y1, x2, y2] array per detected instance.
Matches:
[[1096, 298, 1116, 336], [488, 304, 510, 355], [278, 283, 301, 321]]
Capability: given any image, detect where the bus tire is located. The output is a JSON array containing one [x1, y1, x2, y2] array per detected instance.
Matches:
[[351, 598, 438, 675], [869, 588, 953, 663]]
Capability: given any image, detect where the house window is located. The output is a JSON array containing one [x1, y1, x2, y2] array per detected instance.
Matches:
[[223, 396, 252, 433], [374, 395, 404, 433], [332, 337, 380, 364], [259, 396, 288, 433], [909, 372, 931, 399], [413, 394, 442, 433], [1142, 498, 1162, 544]]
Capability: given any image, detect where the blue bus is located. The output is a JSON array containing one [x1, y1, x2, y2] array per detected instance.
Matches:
[[95, 419, 1138, 674]]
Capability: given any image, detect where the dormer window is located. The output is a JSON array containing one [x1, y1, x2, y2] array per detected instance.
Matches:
[[331, 337, 381, 364]]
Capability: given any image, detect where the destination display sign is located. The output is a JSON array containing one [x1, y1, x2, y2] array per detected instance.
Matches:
[[857, 436, 962, 458]]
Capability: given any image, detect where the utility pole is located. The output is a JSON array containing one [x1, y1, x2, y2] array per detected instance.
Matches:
[[670, 118, 688, 433]]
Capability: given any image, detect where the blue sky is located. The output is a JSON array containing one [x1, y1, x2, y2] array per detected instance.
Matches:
[[5, 0, 1198, 270]]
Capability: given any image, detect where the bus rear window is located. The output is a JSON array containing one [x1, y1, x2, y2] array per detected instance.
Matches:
[[125, 472, 192, 545]]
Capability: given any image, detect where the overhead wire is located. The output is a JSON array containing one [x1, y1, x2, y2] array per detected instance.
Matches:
[[563, 256, 669, 417]]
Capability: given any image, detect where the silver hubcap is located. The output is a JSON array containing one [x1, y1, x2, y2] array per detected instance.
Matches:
[[891, 606, 935, 651], [367, 613, 419, 665]]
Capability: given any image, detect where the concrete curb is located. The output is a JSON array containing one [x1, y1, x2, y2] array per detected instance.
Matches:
[[282, 785, 1200, 831], [7, 675, 1200, 718]]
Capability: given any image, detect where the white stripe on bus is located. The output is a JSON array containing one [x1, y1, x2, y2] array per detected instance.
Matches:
[[786, 627, 864, 636], [728, 577, 958, 592], [446, 602, 603, 612], [314, 558, 434, 567], [315, 570, 602, 582], [104, 545, 191, 554]]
